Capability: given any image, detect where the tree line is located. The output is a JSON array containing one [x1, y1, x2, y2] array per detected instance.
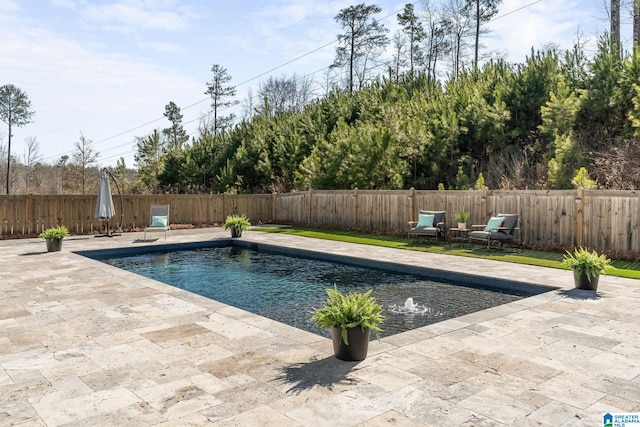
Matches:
[[133, 17, 640, 193], [3, 1, 640, 195]]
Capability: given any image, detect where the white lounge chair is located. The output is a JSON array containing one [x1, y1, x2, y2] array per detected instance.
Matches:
[[144, 204, 170, 240]]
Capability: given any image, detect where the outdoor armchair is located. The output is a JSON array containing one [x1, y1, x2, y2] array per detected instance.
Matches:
[[468, 213, 520, 250], [408, 210, 446, 243]]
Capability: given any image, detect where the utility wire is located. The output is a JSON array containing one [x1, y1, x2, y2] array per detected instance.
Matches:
[[46, 0, 543, 165], [46, 2, 409, 162]]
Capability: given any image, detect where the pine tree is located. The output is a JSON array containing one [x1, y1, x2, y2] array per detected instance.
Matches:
[[332, 3, 389, 94], [205, 64, 238, 135], [162, 101, 189, 150], [0, 84, 35, 194], [397, 3, 426, 76]]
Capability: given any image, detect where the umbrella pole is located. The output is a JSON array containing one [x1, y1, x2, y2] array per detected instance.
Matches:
[[96, 219, 120, 237]]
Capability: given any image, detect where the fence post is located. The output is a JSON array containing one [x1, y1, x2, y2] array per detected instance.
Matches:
[[307, 188, 313, 226], [481, 187, 489, 223], [222, 193, 226, 222], [576, 187, 584, 247], [352, 188, 358, 228], [271, 192, 277, 223], [408, 187, 415, 224], [27, 193, 33, 235]]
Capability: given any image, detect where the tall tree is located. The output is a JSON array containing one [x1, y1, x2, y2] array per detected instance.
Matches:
[[57, 155, 69, 194], [134, 129, 164, 191], [256, 73, 315, 116], [610, 0, 621, 59], [464, 0, 502, 70], [332, 3, 389, 94], [162, 101, 189, 150], [112, 157, 131, 193], [72, 132, 99, 195], [205, 64, 238, 135], [389, 31, 408, 80], [423, 2, 450, 80], [633, 0, 640, 53], [444, 0, 474, 78], [397, 3, 426, 75], [0, 84, 35, 194], [23, 136, 40, 192]]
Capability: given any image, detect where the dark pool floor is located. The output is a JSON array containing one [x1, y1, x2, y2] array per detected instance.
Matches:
[[95, 245, 534, 338]]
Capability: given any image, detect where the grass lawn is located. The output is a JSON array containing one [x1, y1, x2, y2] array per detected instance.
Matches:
[[254, 226, 640, 280]]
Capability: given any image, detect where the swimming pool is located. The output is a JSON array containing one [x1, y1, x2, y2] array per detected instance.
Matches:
[[82, 242, 550, 338]]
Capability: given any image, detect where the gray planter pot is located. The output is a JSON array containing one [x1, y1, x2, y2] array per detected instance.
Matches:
[[45, 237, 63, 252], [573, 270, 599, 291], [230, 228, 242, 238], [331, 326, 370, 361]]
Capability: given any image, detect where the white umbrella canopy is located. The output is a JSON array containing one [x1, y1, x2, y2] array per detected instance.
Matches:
[[95, 168, 116, 226]]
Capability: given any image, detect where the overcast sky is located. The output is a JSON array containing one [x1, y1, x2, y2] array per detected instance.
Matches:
[[0, 0, 633, 168]]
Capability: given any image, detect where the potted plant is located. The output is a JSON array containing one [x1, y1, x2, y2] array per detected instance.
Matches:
[[310, 286, 385, 361], [454, 207, 469, 229], [223, 214, 251, 238], [39, 225, 70, 252], [562, 246, 611, 291]]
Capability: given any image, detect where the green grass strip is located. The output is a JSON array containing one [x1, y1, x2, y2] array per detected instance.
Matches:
[[253, 226, 640, 280]]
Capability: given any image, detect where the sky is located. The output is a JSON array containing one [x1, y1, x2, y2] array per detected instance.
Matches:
[[0, 0, 634, 168]]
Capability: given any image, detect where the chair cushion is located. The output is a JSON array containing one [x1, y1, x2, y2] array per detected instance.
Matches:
[[409, 227, 439, 236], [468, 230, 514, 241], [468, 230, 489, 240], [417, 214, 434, 227], [419, 210, 445, 227], [484, 216, 504, 232], [151, 215, 168, 227], [497, 214, 518, 232]]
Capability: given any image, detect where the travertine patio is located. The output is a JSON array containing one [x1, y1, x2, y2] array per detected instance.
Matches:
[[1, 229, 639, 426]]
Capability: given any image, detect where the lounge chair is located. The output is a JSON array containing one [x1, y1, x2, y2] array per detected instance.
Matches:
[[144, 204, 170, 240], [468, 213, 520, 250], [408, 210, 446, 243]]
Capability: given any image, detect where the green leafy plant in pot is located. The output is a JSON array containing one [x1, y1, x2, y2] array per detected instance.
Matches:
[[562, 246, 611, 291], [310, 286, 385, 361], [454, 207, 469, 229], [39, 225, 70, 252], [223, 214, 250, 238]]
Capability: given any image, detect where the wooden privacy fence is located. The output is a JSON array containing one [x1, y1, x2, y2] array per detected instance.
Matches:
[[1, 189, 638, 252]]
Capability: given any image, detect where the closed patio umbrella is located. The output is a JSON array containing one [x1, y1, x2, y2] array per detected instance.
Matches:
[[95, 168, 116, 236]]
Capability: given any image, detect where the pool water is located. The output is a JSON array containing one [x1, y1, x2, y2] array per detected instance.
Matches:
[[98, 246, 534, 338]]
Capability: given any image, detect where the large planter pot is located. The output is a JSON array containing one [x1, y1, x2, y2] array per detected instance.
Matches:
[[573, 270, 599, 291], [45, 237, 63, 252], [230, 228, 242, 238], [331, 326, 370, 361]]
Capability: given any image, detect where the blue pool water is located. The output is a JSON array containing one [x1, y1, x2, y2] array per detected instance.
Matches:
[[93, 245, 542, 338]]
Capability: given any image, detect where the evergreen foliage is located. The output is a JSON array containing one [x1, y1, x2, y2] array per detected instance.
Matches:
[[137, 41, 640, 194]]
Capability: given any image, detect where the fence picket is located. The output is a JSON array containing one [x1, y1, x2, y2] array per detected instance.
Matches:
[[0, 190, 637, 253]]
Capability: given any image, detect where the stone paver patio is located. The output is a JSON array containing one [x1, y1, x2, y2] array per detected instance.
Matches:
[[1, 229, 639, 426]]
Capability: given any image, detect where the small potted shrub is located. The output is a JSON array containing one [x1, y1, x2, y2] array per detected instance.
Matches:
[[223, 214, 250, 238], [311, 286, 385, 361], [562, 246, 611, 291], [39, 225, 70, 252], [454, 207, 469, 229]]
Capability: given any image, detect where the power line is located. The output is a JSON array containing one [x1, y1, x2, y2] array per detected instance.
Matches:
[[42, 2, 415, 164], [489, 0, 543, 22], [43, 0, 542, 166]]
